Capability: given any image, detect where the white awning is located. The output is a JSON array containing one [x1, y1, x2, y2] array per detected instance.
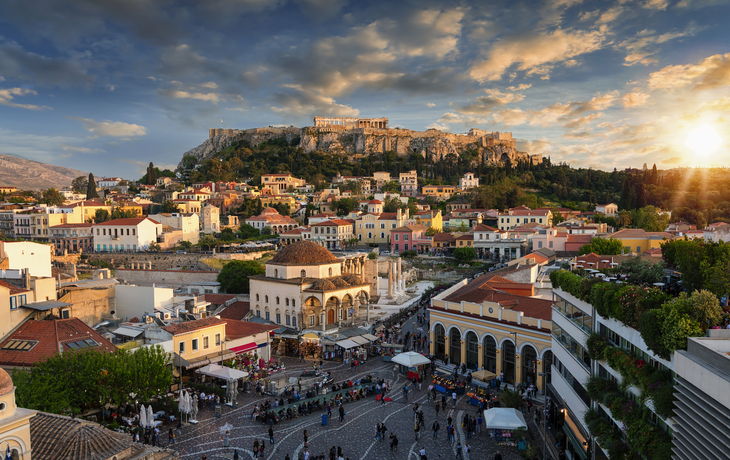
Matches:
[[336, 339, 359, 349], [350, 336, 370, 346], [113, 327, 144, 338], [362, 333, 379, 342]]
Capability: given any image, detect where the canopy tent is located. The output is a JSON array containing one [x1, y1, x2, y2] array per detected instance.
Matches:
[[350, 336, 370, 346], [197, 363, 249, 380], [483, 408, 528, 430], [301, 332, 320, 341], [391, 351, 431, 367], [472, 370, 497, 381], [336, 338, 359, 349], [362, 333, 379, 342]]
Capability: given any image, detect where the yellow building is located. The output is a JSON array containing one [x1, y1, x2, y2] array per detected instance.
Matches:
[[164, 317, 233, 371], [422, 185, 455, 201], [429, 275, 553, 391], [412, 209, 443, 231], [260, 195, 296, 210], [172, 199, 202, 214], [60, 200, 112, 223], [608, 229, 675, 254], [0, 368, 35, 459], [355, 209, 408, 245], [112, 201, 143, 217]]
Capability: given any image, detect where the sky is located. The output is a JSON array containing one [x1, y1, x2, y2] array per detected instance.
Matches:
[[1, 0, 730, 180]]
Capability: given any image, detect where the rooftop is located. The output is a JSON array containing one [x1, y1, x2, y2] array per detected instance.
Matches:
[[218, 301, 251, 321], [225, 320, 278, 340], [268, 240, 340, 266], [162, 317, 227, 335]]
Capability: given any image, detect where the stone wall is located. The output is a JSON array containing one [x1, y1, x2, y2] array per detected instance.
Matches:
[[116, 269, 219, 289], [58, 287, 116, 328]]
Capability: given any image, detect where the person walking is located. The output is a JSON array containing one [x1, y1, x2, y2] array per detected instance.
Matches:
[[477, 415, 483, 434], [435, 401, 440, 417], [234, 451, 240, 460], [419, 447, 427, 460], [168, 428, 175, 446], [403, 384, 409, 400], [456, 443, 463, 459], [303, 429, 308, 447], [258, 440, 265, 458], [432, 420, 440, 439], [452, 391, 457, 407], [269, 425, 275, 444], [414, 421, 420, 440], [223, 430, 230, 448], [375, 423, 381, 440], [339, 406, 345, 422]]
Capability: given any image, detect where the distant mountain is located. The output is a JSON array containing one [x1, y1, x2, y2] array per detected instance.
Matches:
[[0, 153, 87, 190]]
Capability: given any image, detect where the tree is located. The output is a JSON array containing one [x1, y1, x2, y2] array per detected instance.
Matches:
[[41, 188, 65, 206], [94, 209, 110, 223], [578, 236, 623, 255], [499, 388, 524, 409], [220, 227, 236, 242], [198, 234, 216, 251], [217, 260, 265, 293], [86, 173, 99, 199], [425, 227, 438, 236], [617, 211, 632, 228], [382, 181, 400, 193], [687, 289, 723, 329], [146, 162, 157, 185], [179, 240, 193, 249], [148, 241, 161, 252], [71, 175, 88, 194], [453, 247, 476, 264], [237, 224, 260, 240], [161, 200, 180, 213]]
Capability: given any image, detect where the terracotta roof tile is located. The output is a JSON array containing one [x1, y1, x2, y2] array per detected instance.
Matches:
[[269, 240, 340, 265], [162, 317, 227, 335], [202, 294, 237, 306], [0, 279, 30, 295], [0, 318, 116, 367], [225, 320, 278, 340], [218, 301, 251, 321]]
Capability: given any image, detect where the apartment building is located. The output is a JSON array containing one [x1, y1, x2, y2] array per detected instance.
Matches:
[[498, 208, 553, 231], [49, 223, 94, 254], [354, 209, 409, 245], [148, 212, 200, 244], [309, 219, 355, 250], [399, 170, 418, 197], [422, 185, 456, 201], [458, 172, 479, 190], [14, 206, 84, 242], [93, 217, 162, 252], [261, 174, 306, 195]]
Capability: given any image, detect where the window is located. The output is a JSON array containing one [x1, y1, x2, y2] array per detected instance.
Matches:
[[192, 338, 199, 351], [276, 313, 281, 323], [265, 311, 270, 320], [214, 333, 221, 346], [328, 268, 333, 276], [9, 297, 17, 310], [404, 234, 409, 241], [60, 308, 70, 319], [380, 223, 385, 229], [292, 300, 296, 307], [286, 315, 291, 325], [1, 340, 37, 351], [276, 296, 280, 305], [103, 229, 106, 235], [203, 336, 209, 349], [265, 295, 269, 303], [179, 341, 185, 355], [256, 294, 260, 301], [274, 269, 278, 277], [380, 232, 385, 239], [637, 246, 641, 253], [132, 229, 136, 236], [301, 270, 306, 277], [292, 316, 297, 326], [538, 241, 543, 248], [395, 234, 399, 241], [286, 298, 290, 306], [309, 314, 315, 326]]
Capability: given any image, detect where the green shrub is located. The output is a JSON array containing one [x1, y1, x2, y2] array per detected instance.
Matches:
[[639, 309, 670, 359], [399, 250, 418, 258], [368, 251, 377, 260]]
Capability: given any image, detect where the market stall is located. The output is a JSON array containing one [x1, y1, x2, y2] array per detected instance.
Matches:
[[381, 343, 404, 362], [484, 408, 527, 447], [466, 387, 495, 407], [472, 369, 498, 389], [432, 375, 466, 395], [392, 351, 431, 380]]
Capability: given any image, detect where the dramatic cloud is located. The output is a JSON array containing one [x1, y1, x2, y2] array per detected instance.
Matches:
[[489, 91, 618, 126], [453, 88, 526, 114], [470, 28, 607, 82], [622, 91, 650, 107], [663, 156, 684, 164], [0, 87, 50, 110], [270, 87, 359, 117], [0, 42, 92, 86], [61, 145, 105, 153], [648, 53, 730, 90], [619, 27, 698, 66], [70, 117, 147, 138]]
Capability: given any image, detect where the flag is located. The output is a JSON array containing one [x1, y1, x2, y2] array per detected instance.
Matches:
[[5, 445, 11, 460], [220, 119, 223, 125]]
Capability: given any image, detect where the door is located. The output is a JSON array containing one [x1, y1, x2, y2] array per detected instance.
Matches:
[[327, 309, 335, 324]]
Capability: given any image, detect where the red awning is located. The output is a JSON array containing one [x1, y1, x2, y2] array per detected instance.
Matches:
[[230, 342, 258, 354]]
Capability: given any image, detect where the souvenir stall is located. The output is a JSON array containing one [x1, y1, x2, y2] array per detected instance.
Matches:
[[466, 387, 496, 407], [484, 408, 527, 448], [381, 343, 404, 362], [432, 374, 467, 395], [334, 338, 361, 363], [298, 333, 322, 359], [471, 369, 498, 389], [392, 351, 431, 380]]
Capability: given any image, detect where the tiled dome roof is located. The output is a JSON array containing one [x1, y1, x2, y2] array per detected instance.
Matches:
[[342, 274, 363, 285], [270, 241, 340, 265], [331, 277, 350, 288], [0, 368, 12, 396], [311, 279, 336, 291]]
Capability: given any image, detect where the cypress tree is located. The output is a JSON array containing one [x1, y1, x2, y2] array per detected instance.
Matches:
[[86, 173, 99, 199]]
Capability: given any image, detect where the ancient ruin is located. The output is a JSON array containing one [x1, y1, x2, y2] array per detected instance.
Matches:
[[313, 116, 388, 129]]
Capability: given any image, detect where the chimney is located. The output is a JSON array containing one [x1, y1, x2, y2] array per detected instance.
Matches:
[[24, 268, 31, 289]]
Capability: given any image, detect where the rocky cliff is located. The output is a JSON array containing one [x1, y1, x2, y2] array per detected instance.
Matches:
[[0, 153, 86, 190], [178, 126, 540, 169]]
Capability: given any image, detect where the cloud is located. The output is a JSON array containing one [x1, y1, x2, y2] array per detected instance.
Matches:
[[294, 0, 348, 20], [269, 87, 359, 118], [426, 103, 436, 107], [662, 156, 684, 164], [0, 42, 92, 86], [648, 53, 730, 90], [69, 117, 147, 138], [161, 89, 224, 103], [563, 112, 603, 129], [453, 88, 526, 115], [619, 27, 698, 66], [492, 109, 530, 126], [622, 91, 650, 107], [642, 0, 669, 9], [470, 28, 607, 82], [425, 123, 449, 131], [0, 87, 51, 110], [61, 145, 105, 153]]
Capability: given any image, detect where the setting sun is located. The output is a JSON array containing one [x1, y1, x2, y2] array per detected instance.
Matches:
[[685, 124, 723, 159]]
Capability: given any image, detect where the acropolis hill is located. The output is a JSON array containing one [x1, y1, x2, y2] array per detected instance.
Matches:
[[179, 116, 541, 168]]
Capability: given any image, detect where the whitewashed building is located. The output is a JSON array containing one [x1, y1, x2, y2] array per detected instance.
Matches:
[[93, 217, 162, 252]]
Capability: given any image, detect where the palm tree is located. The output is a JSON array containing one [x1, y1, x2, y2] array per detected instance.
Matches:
[[617, 211, 632, 228]]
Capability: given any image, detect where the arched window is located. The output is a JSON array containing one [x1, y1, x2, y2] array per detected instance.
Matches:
[[380, 232, 385, 239], [274, 269, 278, 277], [286, 298, 290, 306], [450, 328, 462, 365], [265, 295, 269, 303], [276, 296, 280, 305], [301, 269, 306, 277], [328, 267, 333, 276], [256, 294, 260, 301], [483, 336, 497, 372]]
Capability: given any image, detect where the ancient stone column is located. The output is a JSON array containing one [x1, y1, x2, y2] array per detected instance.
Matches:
[[397, 258, 402, 292], [387, 262, 394, 299]]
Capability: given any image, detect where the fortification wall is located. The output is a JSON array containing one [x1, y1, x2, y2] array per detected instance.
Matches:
[[116, 268, 219, 288]]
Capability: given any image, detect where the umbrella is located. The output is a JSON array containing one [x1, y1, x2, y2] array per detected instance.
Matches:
[[483, 408, 527, 430], [139, 406, 147, 428], [147, 405, 154, 428], [391, 351, 431, 367], [191, 394, 199, 421]]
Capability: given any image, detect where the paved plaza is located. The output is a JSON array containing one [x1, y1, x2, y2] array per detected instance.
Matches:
[[172, 311, 545, 460]]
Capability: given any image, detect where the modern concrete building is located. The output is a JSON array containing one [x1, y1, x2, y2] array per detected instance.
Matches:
[[93, 217, 162, 252]]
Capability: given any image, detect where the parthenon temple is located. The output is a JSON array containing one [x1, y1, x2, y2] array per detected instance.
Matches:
[[313, 116, 388, 129]]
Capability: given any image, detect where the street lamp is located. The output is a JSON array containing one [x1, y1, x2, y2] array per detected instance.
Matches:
[[542, 395, 551, 460], [509, 332, 517, 389]]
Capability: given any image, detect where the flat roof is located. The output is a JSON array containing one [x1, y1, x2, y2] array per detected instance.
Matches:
[[21, 300, 72, 311]]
